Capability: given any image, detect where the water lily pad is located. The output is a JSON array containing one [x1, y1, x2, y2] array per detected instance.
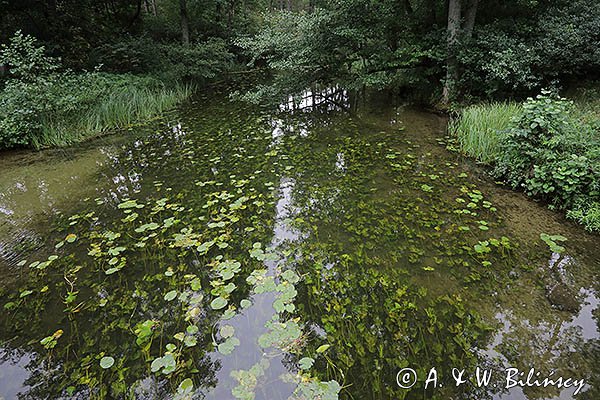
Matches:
[[100, 356, 115, 369], [186, 325, 199, 335], [184, 335, 197, 347], [240, 299, 252, 309], [218, 336, 240, 355], [164, 290, 177, 301], [210, 296, 228, 310], [220, 324, 235, 338], [298, 357, 314, 370]]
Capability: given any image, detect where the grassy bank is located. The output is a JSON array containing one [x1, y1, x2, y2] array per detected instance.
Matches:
[[0, 72, 192, 149], [451, 89, 600, 232], [448, 102, 522, 164]]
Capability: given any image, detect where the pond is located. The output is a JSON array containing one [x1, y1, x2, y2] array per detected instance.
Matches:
[[0, 89, 598, 400]]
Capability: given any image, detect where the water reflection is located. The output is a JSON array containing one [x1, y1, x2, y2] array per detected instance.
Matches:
[[0, 347, 32, 399], [0, 89, 598, 399], [0, 143, 127, 274], [270, 93, 600, 399], [278, 86, 350, 113]]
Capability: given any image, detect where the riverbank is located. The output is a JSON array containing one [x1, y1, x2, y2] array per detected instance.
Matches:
[[450, 87, 600, 232], [0, 72, 192, 150]]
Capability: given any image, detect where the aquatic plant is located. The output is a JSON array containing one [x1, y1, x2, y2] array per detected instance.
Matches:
[[1, 92, 595, 400]]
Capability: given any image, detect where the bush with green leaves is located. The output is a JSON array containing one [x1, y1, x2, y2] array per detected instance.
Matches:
[[567, 202, 600, 233], [91, 37, 234, 84], [0, 30, 60, 82], [490, 90, 600, 228], [0, 31, 193, 149]]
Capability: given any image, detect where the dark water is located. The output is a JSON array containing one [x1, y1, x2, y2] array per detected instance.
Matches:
[[0, 89, 598, 400]]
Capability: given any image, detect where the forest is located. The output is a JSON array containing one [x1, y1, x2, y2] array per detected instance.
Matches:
[[0, 1, 599, 399]]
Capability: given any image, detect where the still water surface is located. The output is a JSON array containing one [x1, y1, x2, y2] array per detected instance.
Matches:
[[0, 90, 598, 399]]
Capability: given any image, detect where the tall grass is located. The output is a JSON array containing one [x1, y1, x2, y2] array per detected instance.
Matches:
[[33, 82, 193, 148], [449, 102, 521, 164], [571, 85, 600, 123]]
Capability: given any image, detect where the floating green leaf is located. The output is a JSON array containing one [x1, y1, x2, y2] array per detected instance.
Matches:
[[298, 357, 314, 370], [210, 296, 228, 310], [220, 325, 235, 338], [218, 336, 240, 355], [100, 356, 115, 369], [316, 344, 331, 353], [164, 290, 177, 301]]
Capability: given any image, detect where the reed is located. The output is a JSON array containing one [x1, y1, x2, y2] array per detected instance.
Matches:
[[32, 80, 193, 149], [449, 102, 521, 164]]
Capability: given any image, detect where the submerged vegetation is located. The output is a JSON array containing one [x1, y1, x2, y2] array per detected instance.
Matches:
[[1, 0, 600, 399], [3, 92, 596, 399], [0, 95, 506, 399]]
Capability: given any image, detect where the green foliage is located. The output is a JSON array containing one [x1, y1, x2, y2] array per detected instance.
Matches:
[[458, 0, 600, 97], [450, 102, 522, 163], [0, 71, 191, 149], [0, 31, 60, 81], [540, 233, 567, 254], [567, 202, 600, 233], [451, 89, 600, 231], [492, 90, 600, 212], [2, 0, 599, 103], [236, 5, 442, 103], [235, 10, 338, 102], [92, 37, 234, 83]]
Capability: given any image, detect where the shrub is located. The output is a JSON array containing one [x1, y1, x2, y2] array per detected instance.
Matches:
[[0, 30, 60, 82], [455, 89, 600, 232], [91, 37, 234, 84], [567, 202, 600, 233], [492, 90, 600, 212]]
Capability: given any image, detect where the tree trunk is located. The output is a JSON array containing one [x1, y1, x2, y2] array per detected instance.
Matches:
[[442, 0, 461, 104], [423, 0, 437, 27], [180, 0, 190, 45], [227, 0, 236, 36], [463, 0, 479, 39], [144, 0, 157, 16], [128, 0, 142, 28], [403, 0, 413, 15]]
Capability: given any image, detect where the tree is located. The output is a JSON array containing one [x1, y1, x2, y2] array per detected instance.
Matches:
[[442, 0, 479, 103], [180, 0, 190, 44]]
